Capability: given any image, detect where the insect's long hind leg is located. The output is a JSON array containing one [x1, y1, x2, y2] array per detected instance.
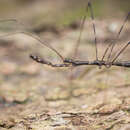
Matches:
[[73, 0, 95, 59], [111, 41, 130, 63], [73, 6, 88, 59], [107, 12, 130, 62], [88, 1, 98, 61], [73, 1, 98, 61], [101, 12, 130, 62], [70, 0, 98, 80], [70, 1, 90, 80]]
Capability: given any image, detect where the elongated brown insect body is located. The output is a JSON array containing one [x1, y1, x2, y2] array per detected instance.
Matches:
[[64, 59, 130, 68], [30, 55, 70, 67], [30, 54, 130, 68]]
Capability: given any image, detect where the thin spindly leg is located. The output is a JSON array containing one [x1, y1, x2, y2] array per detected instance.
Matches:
[[73, 0, 98, 61], [88, 1, 98, 61], [111, 41, 130, 63], [101, 12, 130, 62], [107, 12, 130, 62], [70, 0, 98, 79], [70, 2, 89, 80], [73, 2, 89, 59]]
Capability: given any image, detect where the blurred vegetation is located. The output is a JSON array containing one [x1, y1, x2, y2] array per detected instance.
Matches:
[[0, 0, 129, 28]]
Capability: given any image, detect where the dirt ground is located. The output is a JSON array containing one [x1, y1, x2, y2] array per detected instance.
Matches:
[[0, 18, 130, 130]]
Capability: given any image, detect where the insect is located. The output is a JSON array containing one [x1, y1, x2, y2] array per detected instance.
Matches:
[[30, 1, 130, 69], [0, 1, 130, 69]]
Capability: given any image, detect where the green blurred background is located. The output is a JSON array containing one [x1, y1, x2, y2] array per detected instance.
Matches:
[[0, 0, 129, 27]]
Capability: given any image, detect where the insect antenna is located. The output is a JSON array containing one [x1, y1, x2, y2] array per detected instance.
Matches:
[[0, 19, 64, 61], [101, 12, 130, 62]]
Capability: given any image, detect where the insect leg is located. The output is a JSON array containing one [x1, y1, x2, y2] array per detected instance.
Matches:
[[111, 41, 130, 63], [107, 12, 130, 62], [73, 1, 89, 59], [88, 0, 98, 61], [101, 12, 130, 62]]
